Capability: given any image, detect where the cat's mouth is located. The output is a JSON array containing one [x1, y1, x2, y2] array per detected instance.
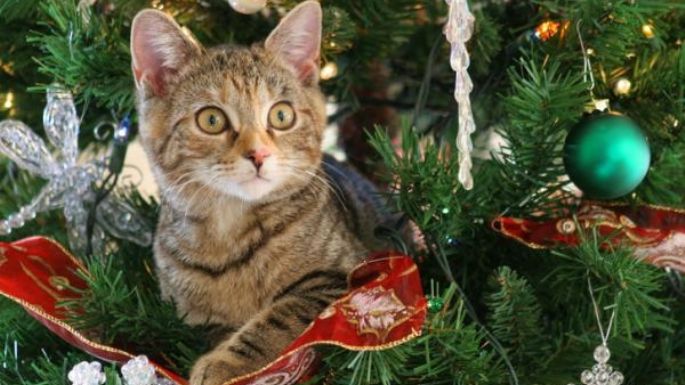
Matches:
[[240, 175, 272, 186]]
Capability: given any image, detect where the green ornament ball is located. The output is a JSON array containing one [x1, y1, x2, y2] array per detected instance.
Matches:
[[563, 113, 650, 200], [427, 296, 444, 313]]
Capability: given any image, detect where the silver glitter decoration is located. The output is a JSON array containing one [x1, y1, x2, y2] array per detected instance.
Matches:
[[68, 361, 106, 385], [96, 196, 153, 247], [121, 355, 156, 385], [575, 345, 624, 385], [443, 0, 476, 190], [0, 88, 105, 252], [0, 89, 152, 252], [571, 279, 625, 385]]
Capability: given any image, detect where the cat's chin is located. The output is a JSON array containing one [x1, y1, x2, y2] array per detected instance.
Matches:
[[216, 176, 277, 202]]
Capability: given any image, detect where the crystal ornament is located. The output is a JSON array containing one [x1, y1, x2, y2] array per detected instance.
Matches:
[[0, 88, 103, 252], [444, 0, 476, 190], [570, 279, 625, 385], [96, 196, 153, 247], [573, 344, 624, 385], [121, 355, 156, 385], [68, 361, 106, 385], [0, 89, 152, 252]]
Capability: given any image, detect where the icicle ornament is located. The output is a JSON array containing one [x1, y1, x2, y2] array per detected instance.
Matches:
[[0, 89, 152, 253], [444, 0, 476, 190]]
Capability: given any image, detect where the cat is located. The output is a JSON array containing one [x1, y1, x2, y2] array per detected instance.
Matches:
[[130, 2, 393, 384]]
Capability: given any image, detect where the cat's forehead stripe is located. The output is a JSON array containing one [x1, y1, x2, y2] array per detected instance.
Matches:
[[168, 45, 297, 109]]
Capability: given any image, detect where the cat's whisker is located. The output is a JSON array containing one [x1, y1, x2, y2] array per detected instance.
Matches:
[[280, 164, 348, 212], [166, 171, 204, 205], [303, 170, 349, 212], [169, 170, 196, 188], [184, 172, 222, 221], [175, 175, 202, 197]]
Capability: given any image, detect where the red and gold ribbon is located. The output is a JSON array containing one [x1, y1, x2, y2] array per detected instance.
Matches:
[[0, 237, 426, 385], [492, 202, 685, 273]]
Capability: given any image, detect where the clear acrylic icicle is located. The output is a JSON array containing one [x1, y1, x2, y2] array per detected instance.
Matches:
[[444, 0, 476, 190]]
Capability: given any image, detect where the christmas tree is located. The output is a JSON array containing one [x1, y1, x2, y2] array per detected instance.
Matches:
[[1, 1, 685, 384]]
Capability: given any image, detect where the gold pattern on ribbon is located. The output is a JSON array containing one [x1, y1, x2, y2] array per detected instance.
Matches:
[[340, 286, 417, 342], [10, 245, 28, 253], [49, 276, 71, 291], [26, 255, 71, 292], [556, 219, 576, 235], [399, 265, 418, 278], [20, 262, 62, 301], [0, 247, 6, 268]]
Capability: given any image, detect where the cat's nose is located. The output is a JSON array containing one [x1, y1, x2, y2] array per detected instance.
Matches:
[[243, 148, 271, 170]]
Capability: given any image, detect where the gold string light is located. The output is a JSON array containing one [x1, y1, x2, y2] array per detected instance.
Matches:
[[613, 77, 632, 96], [642, 23, 655, 39], [3, 92, 14, 110], [534, 20, 561, 41], [319, 62, 339, 80]]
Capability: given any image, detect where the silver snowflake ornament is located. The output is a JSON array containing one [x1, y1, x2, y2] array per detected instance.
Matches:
[[68, 361, 106, 385], [573, 345, 624, 385], [0, 89, 152, 253], [121, 355, 157, 385], [0, 89, 105, 252]]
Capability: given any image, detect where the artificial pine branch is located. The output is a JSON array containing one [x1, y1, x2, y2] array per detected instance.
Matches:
[[1, 0, 685, 383], [547, 228, 672, 339], [498, 57, 587, 216], [485, 266, 550, 380], [28, 0, 134, 114]]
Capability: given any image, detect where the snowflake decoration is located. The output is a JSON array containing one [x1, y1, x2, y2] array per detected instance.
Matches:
[[68, 361, 106, 385], [121, 355, 156, 385], [570, 345, 624, 385], [0, 89, 151, 253]]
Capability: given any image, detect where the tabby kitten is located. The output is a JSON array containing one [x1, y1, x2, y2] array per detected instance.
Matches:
[[130, 3, 391, 384]]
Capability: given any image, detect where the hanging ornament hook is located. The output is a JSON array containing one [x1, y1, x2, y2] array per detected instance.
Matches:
[[576, 20, 610, 112], [576, 20, 596, 94], [587, 276, 616, 345], [570, 276, 624, 385]]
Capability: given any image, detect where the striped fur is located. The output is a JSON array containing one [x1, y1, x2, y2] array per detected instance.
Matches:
[[132, 4, 391, 385]]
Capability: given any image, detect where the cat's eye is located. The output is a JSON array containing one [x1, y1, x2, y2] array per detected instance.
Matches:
[[196, 107, 229, 134], [268, 102, 296, 131]]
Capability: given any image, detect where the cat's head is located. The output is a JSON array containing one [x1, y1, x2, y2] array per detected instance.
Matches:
[[131, 2, 325, 204]]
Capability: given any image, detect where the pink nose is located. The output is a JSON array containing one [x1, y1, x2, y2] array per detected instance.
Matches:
[[243, 148, 271, 170]]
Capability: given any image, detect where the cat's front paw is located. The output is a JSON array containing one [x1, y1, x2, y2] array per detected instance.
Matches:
[[189, 353, 244, 385]]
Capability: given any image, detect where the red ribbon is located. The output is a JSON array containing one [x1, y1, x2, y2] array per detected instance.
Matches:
[[492, 202, 685, 272], [0, 237, 426, 385]]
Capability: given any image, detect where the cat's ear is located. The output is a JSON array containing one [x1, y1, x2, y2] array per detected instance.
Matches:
[[265, 1, 322, 84], [130, 9, 201, 96]]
